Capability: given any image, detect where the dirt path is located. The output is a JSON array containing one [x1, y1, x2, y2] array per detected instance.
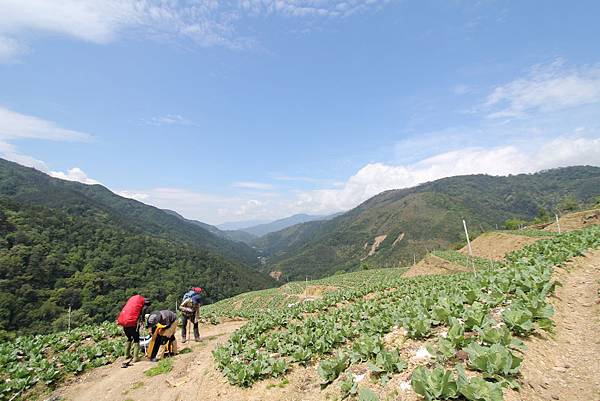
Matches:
[[55, 321, 246, 401], [55, 319, 332, 401], [506, 249, 600, 401]]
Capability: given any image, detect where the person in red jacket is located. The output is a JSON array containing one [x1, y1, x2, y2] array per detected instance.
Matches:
[[117, 294, 150, 367]]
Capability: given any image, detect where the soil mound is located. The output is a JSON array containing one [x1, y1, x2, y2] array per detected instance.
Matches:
[[544, 208, 600, 233], [460, 232, 539, 260], [403, 254, 469, 277]]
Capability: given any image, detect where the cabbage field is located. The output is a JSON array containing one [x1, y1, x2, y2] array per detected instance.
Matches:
[[0, 322, 125, 401], [2, 225, 598, 401], [212, 225, 600, 400]]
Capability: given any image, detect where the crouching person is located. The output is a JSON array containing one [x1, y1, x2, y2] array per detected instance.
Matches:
[[146, 310, 178, 362]]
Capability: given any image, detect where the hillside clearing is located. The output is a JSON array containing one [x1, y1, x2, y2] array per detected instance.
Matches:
[[403, 254, 469, 277], [544, 208, 600, 233], [459, 232, 540, 260]]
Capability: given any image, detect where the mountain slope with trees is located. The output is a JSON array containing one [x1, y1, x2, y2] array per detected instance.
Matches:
[[0, 158, 260, 266], [0, 159, 275, 336], [258, 166, 600, 280]]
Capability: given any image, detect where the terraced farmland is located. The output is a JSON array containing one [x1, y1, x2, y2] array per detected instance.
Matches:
[[3, 225, 600, 401], [212, 225, 600, 400]]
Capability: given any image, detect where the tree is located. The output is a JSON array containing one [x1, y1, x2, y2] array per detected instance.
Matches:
[[557, 195, 579, 213], [504, 218, 527, 230]]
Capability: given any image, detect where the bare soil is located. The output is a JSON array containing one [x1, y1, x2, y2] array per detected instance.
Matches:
[[544, 208, 600, 233], [403, 254, 470, 277], [301, 285, 338, 298], [362, 235, 388, 260], [460, 232, 539, 260], [505, 249, 600, 401]]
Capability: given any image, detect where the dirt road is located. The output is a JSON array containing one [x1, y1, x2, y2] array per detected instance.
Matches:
[[506, 250, 600, 401]]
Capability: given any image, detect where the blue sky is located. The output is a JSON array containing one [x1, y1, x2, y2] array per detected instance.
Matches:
[[1, 0, 600, 224]]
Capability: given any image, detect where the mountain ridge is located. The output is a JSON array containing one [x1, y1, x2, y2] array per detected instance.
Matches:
[[0, 158, 260, 266], [256, 166, 600, 280]]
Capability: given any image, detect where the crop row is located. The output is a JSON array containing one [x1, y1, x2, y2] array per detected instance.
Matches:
[[432, 249, 500, 271], [0, 322, 125, 401], [213, 225, 600, 401], [200, 267, 407, 320]]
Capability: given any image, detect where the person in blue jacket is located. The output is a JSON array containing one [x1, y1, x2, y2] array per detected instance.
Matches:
[[179, 287, 203, 343]]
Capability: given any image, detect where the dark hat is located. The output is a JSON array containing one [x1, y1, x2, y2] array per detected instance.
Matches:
[[147, 313, 159, 326]]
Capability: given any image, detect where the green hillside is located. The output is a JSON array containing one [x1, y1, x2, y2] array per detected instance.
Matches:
[[0, 159, 275, 337], [257, 166, 600, 280], [0, 158, 260, 267]]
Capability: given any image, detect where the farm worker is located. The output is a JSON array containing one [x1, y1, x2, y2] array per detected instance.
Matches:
[[179, 287, 203, 343], [116, 294, 151, 367], [146, 310, 178, 362]]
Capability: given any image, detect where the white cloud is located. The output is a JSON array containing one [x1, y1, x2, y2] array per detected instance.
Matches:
[[0, 106, 99, 185], [144, 114, 193, 126], [0, 140, 48, 170], [116, 187, 257, 224], [0, 0, 390, 62], [291, 135, 600, 214], [0, 35, 26, 62], [0, 106, 92, 142], [117, 135, 600, 224], [485, 59, 600, 119], [50, 167, 101, 185], [453, 84, 471, 95], [117, 190, 150, 201], [0, 106, 91, 170], [232, 181, 274, 190], [240, 0, 389, 18]]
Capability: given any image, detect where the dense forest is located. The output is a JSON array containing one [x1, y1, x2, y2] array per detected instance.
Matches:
[[0, 159, 275, 338], [0, 198, 275, 338], [0, 158, 260, 267]]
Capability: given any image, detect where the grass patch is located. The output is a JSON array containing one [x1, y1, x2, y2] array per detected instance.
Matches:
[[497, 229, 558, 238], [267, 378, 289, 389], [131, 381, 144, 389], [144, 358, 173, 377], [179, 347, 193, 354]]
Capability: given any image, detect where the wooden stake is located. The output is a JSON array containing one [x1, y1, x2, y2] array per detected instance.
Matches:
[[555, 214, 561, 234], [463, 219, 472, 256]]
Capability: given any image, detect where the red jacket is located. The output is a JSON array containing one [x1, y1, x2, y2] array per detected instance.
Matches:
[[117, 295, 146, 328]]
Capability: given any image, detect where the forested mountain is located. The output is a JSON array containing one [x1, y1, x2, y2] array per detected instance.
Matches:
[[0, 159, 259, 266], [0, 159, 275, 336], [258, 166, 600, 280]]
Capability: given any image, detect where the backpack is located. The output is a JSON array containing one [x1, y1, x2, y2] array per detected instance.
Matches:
[[117, 295, 145, 328], [182, 290, 196, 303]]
